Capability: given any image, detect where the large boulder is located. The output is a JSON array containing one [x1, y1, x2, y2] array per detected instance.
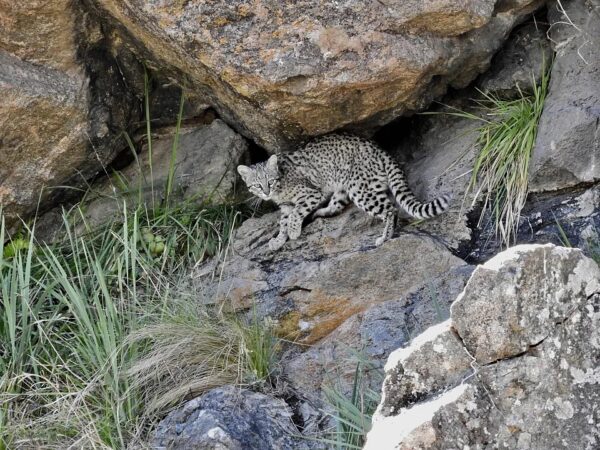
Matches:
[[366, 244, 600, 449], [282, 265, 473, 401], [0, 2, 139, 230], [529, 0, 600, 192], [0, 49, 88, 228], [154, 386, 322, 450], [88, 0, 542, 150]]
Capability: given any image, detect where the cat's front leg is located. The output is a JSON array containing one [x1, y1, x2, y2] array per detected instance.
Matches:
[[287, 189, 325, 240], [269, 205, 291, 251]]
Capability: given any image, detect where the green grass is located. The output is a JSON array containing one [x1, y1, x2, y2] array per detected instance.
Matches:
[[433, 68, 550, 247], [0, 71, 276, 448], [319, 357, 382, 450], [0, 200, 269, 448]]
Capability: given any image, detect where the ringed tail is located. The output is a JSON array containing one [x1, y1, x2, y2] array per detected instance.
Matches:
[[386, 160, 451, 220]]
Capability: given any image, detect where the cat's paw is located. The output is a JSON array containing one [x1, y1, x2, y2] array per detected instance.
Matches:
[[288, 228, 301, 240], [375, 236, 386, 247], [268, 238, 285, 251]]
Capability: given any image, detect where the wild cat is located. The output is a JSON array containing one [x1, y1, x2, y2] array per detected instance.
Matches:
[[237, 134, 450, 251]]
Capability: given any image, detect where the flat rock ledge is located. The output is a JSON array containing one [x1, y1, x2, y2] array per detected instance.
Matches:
[[366, 244, 600, 449]]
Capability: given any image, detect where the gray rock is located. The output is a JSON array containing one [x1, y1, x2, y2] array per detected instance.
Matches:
[[194, 206, 468, 346], [154, 386, 322, 450], [88, 0, 542, 150], [390, 96, 483, 250], [366, 244, 600, 449], [478, 22, 552, 97], [529, 0, 600, 192], [452, 244, 600, 364], [282, 265, 473, 400], [76, 119, 247, 229]]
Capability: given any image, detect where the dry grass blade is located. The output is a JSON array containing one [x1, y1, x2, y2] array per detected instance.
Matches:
[[125, 318, 245, 415]]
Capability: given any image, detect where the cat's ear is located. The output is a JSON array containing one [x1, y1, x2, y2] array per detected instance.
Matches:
[[237, 165, 253, 182], [266, 154, 278, 173]]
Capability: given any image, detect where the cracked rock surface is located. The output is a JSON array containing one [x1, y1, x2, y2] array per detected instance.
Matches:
[[366, 244, 600, 449]]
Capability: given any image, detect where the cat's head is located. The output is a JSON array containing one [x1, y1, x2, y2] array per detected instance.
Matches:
[[237, 154, 279, 200]]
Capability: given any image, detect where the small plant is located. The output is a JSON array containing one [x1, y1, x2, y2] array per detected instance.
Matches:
[[433, 66, 550, 247], [320, 356, 382, 450], [241, 314, 278, 383]]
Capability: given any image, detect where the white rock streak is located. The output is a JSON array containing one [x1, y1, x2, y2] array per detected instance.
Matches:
[[364, 384, 469, 450]]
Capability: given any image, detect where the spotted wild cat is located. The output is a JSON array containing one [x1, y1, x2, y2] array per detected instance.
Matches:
[[237, 134, 450, 250]]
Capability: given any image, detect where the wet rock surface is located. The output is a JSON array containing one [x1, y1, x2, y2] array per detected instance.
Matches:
[[366, 244, 600, 449], [89, 0, 542, 150]]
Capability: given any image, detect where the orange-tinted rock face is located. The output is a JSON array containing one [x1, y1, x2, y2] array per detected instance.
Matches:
[[0, 2, 140, 229], [91, 0, 541, 151]]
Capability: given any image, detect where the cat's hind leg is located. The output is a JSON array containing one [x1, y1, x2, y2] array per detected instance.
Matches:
[[312, 190, 349, 218], [348, 186, 396, 246]]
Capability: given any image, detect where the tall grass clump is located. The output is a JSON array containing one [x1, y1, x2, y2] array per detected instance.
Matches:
[[0, 210, 148, 448], [439, 68, 550, 247], [126, 305, 278, 418], [0, 200, 254, 448], [0, 70, 274, 448], [319, 357, 382, 450]]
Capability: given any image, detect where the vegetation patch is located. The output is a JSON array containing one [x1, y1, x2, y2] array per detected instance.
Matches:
[[434, 67, 550, 247]]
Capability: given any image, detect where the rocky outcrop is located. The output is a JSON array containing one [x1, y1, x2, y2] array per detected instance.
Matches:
[[88, 0, 542, 150], [194, 207, 468, 345], [154, 386, 323, 450], [0, 2, 139, 230], [366, 244, 600, 449], [529, 0, 600, 192]]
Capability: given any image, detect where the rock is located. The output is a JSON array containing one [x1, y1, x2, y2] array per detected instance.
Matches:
[[194, 206, 468, 346], [282, 265, 473, 400], [478, 22, 552, 96], [78, 119, 248, 229], [529, 0, 600, 192], [0, 2, 140, 230], [89, 0, 542, 150], [154, 386, 322, 450], [366, 244, 600, 449], [467, 183, 600, 263], [383, 95, 483, 250], [452, 244, 600, 364], [0, 49, 88, 229], [0, 0, 81, 72]]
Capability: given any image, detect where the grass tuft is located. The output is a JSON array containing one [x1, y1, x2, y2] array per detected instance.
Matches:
[[432, 67, 550, 247], [320, 356, 382, 450]]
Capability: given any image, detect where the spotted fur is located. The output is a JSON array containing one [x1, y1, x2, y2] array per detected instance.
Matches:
[[237, 134, 450, 250]]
